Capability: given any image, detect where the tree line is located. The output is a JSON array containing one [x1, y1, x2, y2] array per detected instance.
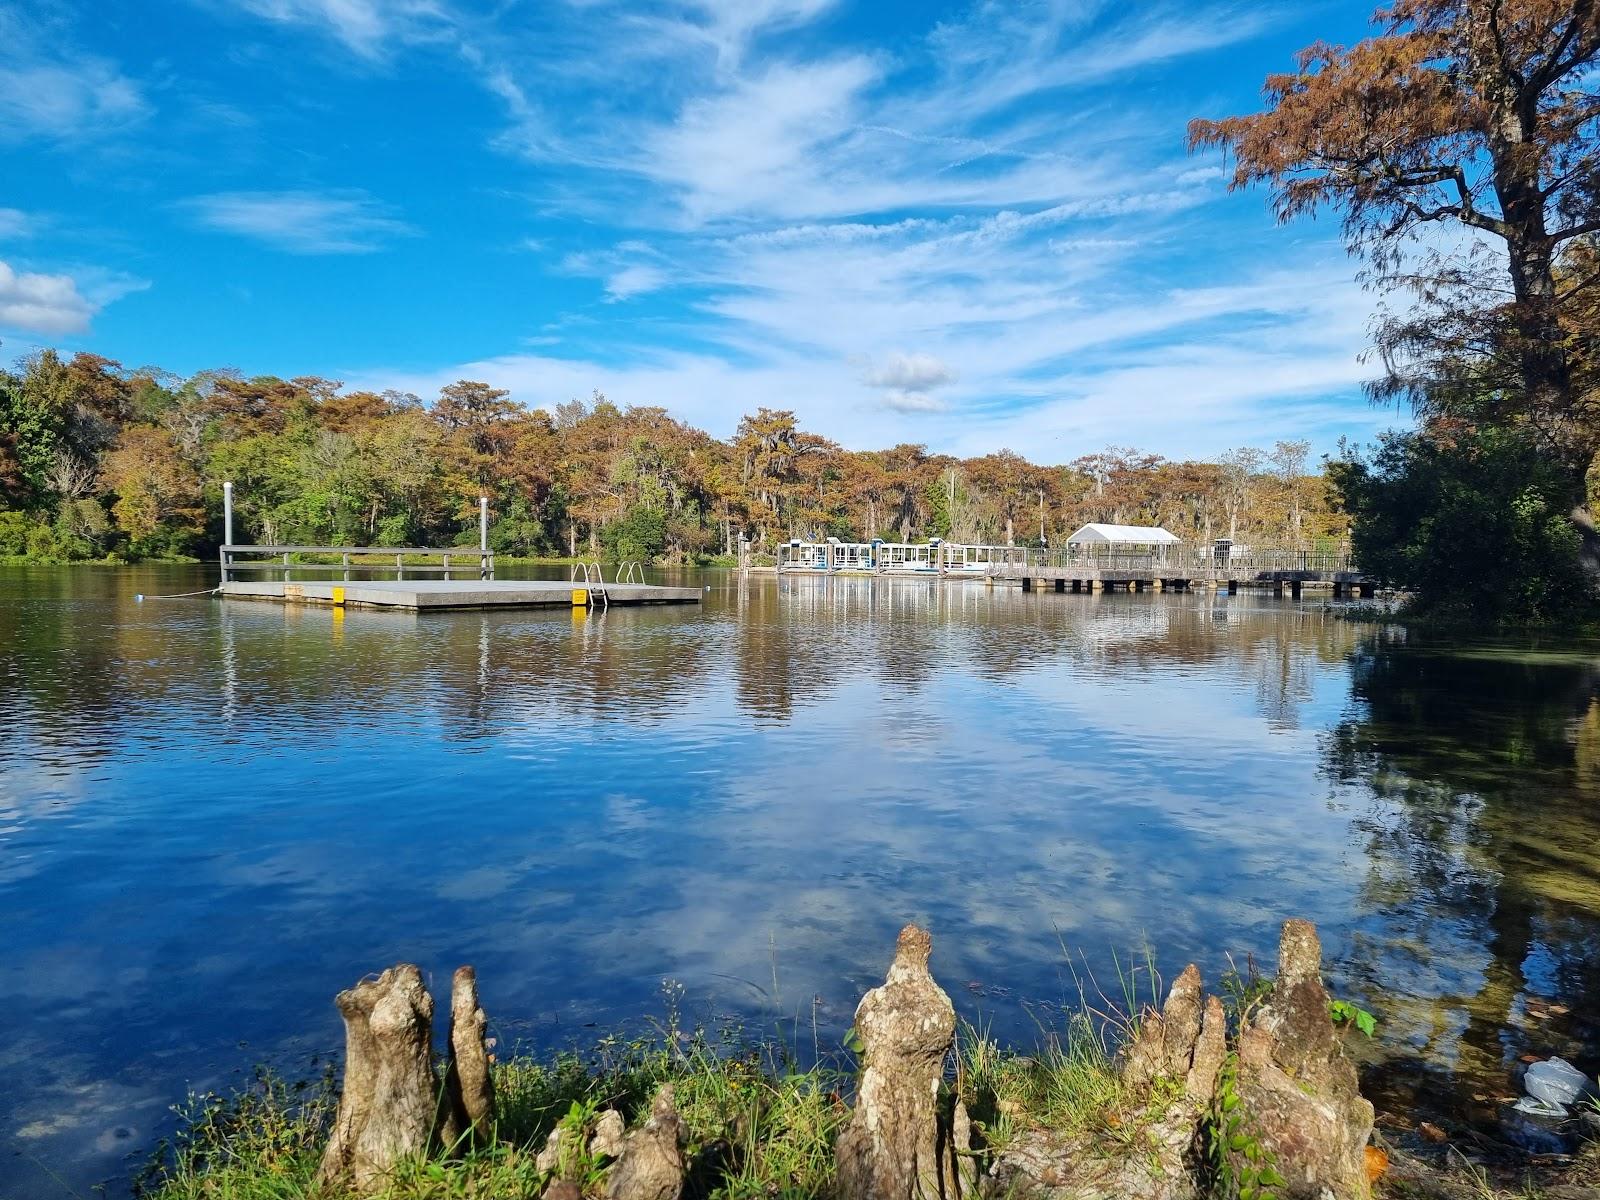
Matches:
[[0, 349, 1347, 564]]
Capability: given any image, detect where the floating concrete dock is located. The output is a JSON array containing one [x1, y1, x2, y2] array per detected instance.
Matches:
[[220, 579, 701, 610]]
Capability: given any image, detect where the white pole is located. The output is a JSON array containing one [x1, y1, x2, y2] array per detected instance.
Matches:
[[222, 481, 234, 583], [479, 496, 490, 580]]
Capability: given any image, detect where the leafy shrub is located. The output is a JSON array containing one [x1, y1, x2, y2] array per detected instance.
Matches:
[[1329, 426, 1591, 620]]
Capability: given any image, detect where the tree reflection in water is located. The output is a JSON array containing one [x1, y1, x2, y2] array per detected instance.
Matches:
[[1328, 628, 1600, 1126]]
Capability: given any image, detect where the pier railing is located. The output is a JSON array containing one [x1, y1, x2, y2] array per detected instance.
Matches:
[[774, 539, 1353, 578], [221, 544, 495, 583], [1020, 547, 1352, 576]]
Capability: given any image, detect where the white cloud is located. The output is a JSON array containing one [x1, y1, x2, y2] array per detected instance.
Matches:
[[0, 6, 148, 142], [214, 0, 1380, 459], [863, 352, 957, 392], [183, 190, 417, 254], [604, 265, 668, 302], [226, 0, 448, 56], [0, 260, 95, 335], [0, 209, 31, 239], [880, 390, 951, 414]]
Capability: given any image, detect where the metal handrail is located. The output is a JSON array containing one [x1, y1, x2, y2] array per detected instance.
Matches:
[[569, 561, 610, 609], [221, 543, 495, 583]]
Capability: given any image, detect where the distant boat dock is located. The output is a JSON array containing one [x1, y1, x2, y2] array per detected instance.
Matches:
[[776, 526, 1373, 597]]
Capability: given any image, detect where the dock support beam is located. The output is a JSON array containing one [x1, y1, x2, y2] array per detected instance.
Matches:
[[1227, 580, 1238, 595], [1054, 578, 1065, 593], [1290, 580, 1302, 600]]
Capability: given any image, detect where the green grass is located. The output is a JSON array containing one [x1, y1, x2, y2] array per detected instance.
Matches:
[[135, 1012, 1140, 1200]]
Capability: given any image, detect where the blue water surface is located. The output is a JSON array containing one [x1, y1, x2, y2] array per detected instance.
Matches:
[[4, 565, 1599, 1197]]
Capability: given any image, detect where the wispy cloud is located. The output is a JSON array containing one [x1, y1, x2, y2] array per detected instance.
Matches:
[[0, 5, 148, 142], [341, 0, 1374, 456], [0, 209, 32, 239], [604, 265, 668, 302], [182, 190, 418, 254], [224, 0, 450, 57]]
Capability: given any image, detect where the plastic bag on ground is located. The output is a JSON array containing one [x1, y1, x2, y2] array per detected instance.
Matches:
[[1514, 1095, 1570, 1118], [1525, 1057, 1589, 1109]]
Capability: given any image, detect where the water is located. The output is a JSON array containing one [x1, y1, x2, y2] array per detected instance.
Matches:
[[3, 565, 1600, 1196]]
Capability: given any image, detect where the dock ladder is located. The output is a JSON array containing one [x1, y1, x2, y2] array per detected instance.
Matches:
[[570, 561, 610, 610], [616, 561, 646, 584]]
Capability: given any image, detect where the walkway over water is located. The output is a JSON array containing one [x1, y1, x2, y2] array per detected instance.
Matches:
[[777, 540, 1373, 596], [993, 549, 1373, 598]]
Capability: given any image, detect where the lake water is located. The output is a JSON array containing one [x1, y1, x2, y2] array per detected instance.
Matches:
[[4, 564, 1600, 1197]]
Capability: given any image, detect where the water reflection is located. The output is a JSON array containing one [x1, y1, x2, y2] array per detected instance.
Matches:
[[1328, 631, 1600, 1122], [2, 567, 1598, 1196]]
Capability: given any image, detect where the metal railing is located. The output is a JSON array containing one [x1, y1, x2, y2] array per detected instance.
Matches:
[[570, 561, 609, 609], [1017, 547, 1352, 576], [221, 544, 495, 583]]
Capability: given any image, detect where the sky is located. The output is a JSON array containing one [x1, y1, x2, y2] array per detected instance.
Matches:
[[0, 0, 1406, 459]]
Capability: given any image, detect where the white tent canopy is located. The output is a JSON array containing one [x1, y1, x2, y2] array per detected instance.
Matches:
[[1066, 523, 1180, 546]]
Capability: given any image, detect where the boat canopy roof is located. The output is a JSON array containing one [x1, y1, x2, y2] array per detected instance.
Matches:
[[1066, 523, 1181, 546]]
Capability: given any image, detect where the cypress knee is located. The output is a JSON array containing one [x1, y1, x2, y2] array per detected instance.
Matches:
[[316, 964, 438, 1193]]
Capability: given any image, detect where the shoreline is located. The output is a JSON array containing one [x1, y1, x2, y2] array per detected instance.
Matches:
[[134, 923, 1596, 1200]]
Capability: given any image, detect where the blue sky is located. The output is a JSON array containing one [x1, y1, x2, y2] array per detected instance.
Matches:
[[0, 0, 1401, 458]]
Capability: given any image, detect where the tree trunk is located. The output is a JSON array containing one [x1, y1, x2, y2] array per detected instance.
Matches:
[[317, 964, 439, 1193], [1469, 13, 1574, 450]]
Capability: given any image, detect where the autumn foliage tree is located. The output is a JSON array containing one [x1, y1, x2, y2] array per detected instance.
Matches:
[[1189, 0, 1600, 457], [0, 351, 1350, 563]]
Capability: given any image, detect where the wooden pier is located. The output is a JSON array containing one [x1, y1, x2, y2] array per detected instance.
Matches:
[[773, 535, 1376, 597], [219, 579, 702, 610], [995, 556, 1374, 598]]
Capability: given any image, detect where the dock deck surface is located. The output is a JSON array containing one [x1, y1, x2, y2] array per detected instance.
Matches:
[[220, 579, 701, 609]]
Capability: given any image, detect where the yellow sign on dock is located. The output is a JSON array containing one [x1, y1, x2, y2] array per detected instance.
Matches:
[[332, 587, 346, 606], [572, 588, 589, 607]]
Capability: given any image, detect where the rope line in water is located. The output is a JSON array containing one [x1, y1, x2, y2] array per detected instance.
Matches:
[[134, 587, 222, 601]]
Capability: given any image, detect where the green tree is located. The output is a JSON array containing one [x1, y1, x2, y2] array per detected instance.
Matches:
[[1329, 425, 1588, 618]]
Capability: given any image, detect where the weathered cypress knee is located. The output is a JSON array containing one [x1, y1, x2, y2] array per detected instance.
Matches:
[[317, 964, 439, 1193], [605, 1085, 687, 1200], [835, 924, 972, 1200], [1232, 920, 1375, 1200], [444, 965, 496, 1146]]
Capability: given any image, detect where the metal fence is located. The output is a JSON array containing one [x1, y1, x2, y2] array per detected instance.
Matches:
[[221, 544, 495, 583]]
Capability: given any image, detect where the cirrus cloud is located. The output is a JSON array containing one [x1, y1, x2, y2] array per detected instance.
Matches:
[[181, 190, 418, 254]]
